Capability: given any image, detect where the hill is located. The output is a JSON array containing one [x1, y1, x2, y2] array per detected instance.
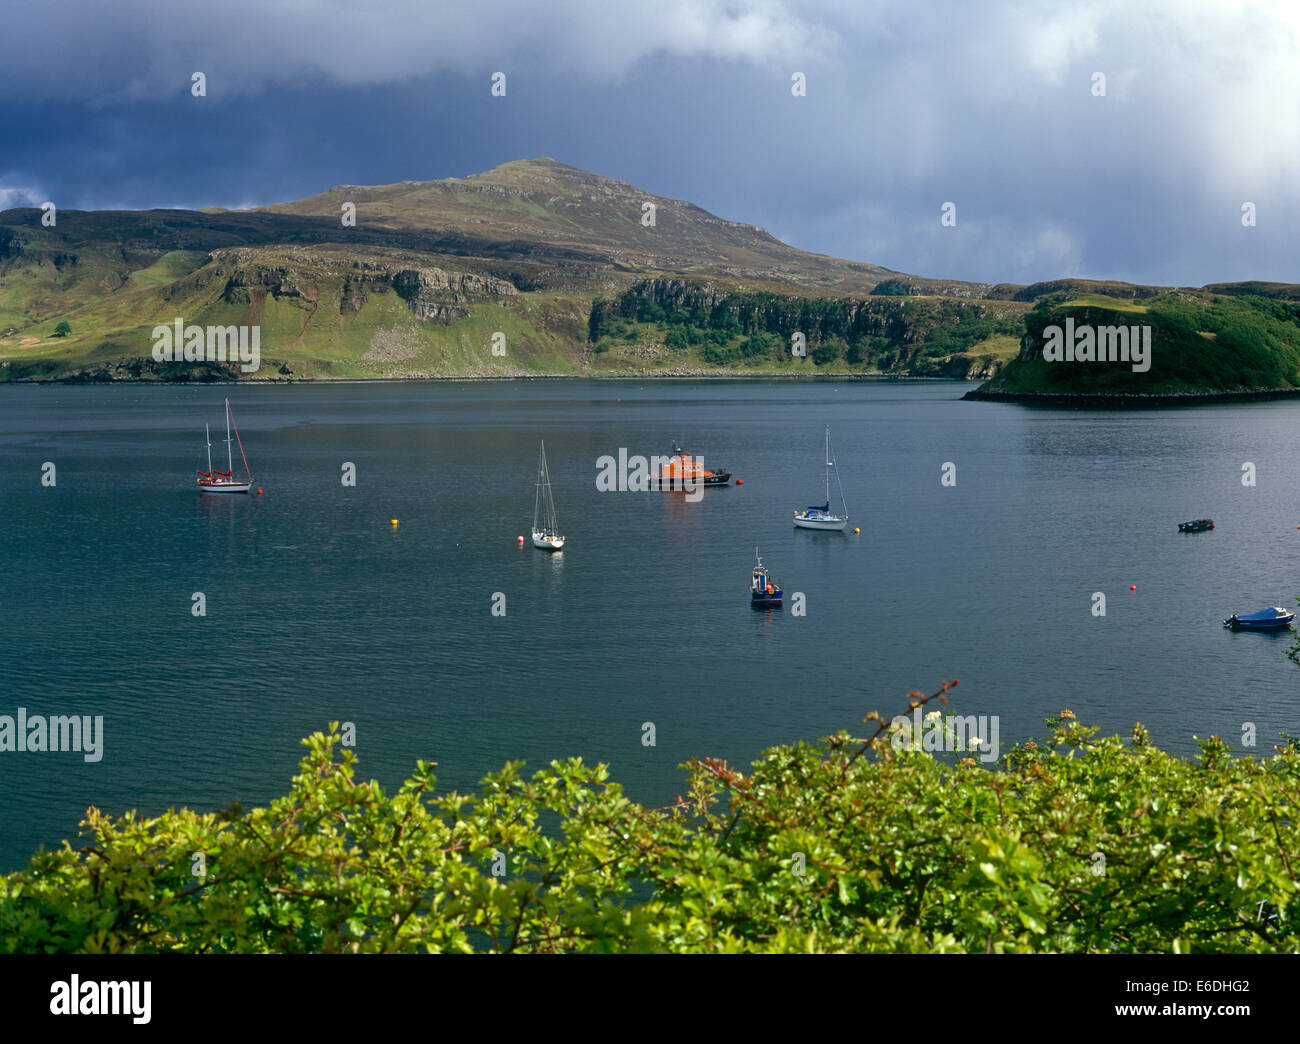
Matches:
[[965, 290, 1300, 404], [1, 159, 1297, 387]]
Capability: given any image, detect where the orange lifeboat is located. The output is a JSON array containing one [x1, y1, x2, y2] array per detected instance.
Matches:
[[658, 442, 732, 489]]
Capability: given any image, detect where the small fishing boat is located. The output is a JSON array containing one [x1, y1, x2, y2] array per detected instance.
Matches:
[[1179, 519, 1214, 533], [197, 398, 253, 493], [751, 549, 783, 608], [1224, 606, 1295, 631], [794, 427, 849, 531], [658, 442, 731, 489], [532, 441, 564, 551]]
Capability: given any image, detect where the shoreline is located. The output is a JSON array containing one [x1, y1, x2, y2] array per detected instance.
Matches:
[[2, 371, 977, 386], [962, 387, 1300, 408]]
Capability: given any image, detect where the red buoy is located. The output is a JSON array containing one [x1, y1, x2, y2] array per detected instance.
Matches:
[[517, 535, 524, 546], [1130, 585, 1136, 591], [257, 489, 263, 495]]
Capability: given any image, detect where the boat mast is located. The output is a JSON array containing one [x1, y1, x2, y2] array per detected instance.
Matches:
[[545, 445, 557, 533], [535, 441, 555, 534], [205, 423, 212, 474], [824, 427, 831, 506]]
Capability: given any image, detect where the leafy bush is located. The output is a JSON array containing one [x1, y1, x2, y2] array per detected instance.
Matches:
[[4, 683, 1298, 954], [811, 335, 845, 365], [665, 325, 704, 350], [872, 279, 916, 297]]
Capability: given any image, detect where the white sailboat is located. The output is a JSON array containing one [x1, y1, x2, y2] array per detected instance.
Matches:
[[532, 441, 565, 550], [197, 398, 253, 494], [793, 426, 848, 531]]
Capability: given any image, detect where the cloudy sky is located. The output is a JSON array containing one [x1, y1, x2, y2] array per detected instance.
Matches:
[[2, 0, 1297, 287]]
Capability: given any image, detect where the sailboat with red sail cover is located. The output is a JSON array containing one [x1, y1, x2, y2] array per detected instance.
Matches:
[[197, 398, 253, 494]]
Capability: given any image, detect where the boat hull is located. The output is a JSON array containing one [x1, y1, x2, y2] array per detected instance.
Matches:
[[751, 595, 783, 608], [1225, 607, 1295, 631], [1226, 617, 1294, 631], [656, 472, 731, 489], [794, 514, 847, 531], [532, 531, 565, 551], [198, 481, 251, 494]]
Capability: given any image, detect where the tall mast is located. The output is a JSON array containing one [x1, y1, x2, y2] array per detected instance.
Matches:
[[205, 423, 212, 474], [534, 441, 546, 532], [824, 427, 831, 505]]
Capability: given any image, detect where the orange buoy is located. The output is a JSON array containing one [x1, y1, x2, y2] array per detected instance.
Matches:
[[257, 489, 263, 495], [736, 478, 744, 485]]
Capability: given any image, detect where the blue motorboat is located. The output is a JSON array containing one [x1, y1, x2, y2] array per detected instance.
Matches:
[[751, 548, 783, 608], [1224, 606, 1296, 631]]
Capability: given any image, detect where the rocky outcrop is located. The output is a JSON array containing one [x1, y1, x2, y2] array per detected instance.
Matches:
[[391, 267, 517, 323], [206, 248, 520, 322]]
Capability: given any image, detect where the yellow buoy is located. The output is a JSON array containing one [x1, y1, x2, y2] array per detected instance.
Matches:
[[390, 519, 399, 526], [853, 527, 860, 534]]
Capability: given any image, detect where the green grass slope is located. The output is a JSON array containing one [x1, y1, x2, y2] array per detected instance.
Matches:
[[970, 292, 1300, 398]]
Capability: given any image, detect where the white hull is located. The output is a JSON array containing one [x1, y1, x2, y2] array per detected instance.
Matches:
[[199, 481, 251, 494], [532, 531, 564, 551], [794, 514, 847, 531]]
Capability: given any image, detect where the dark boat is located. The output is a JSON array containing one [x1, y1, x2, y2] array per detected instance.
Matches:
[[658, 442, 731, 488], [1179, 519, 1214, 532], [1224, 606, 1295, 631], [751, 549, 782, 608]]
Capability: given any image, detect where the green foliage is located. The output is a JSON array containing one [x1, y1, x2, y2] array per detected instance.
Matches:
[[4, 686, 1299, 954], [872, 279, 916, 296], [983, 293, 1300, 396], [702, 330, 774, 365], [630, 298, 665, 324], [664, 325, 703, 350], [811, 335, 845, 366], [592, 319, 639, 352], [52, 321, 72, 337]]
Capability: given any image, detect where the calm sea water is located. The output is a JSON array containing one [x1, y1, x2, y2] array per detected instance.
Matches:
[[2, 379, 1299, 870]]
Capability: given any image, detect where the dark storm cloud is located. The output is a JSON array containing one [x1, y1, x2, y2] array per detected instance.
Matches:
[[2, 0, 1296, 286]]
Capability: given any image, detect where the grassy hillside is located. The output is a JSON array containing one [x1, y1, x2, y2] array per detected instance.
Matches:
[[3, 160, 1299, 387], [969, 291, 1300, 399]]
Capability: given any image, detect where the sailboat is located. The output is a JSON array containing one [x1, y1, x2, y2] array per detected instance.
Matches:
[[196, 398, 253, 494], [793, 426, 848, 531], [532, 441, 565, 551]]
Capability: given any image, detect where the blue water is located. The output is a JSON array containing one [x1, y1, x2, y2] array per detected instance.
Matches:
[[1, 379, 1298, 870]]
